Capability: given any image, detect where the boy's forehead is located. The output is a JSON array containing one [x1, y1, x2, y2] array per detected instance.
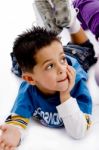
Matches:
[[35, 41, 64, 62], [35, 42, 64, 65]]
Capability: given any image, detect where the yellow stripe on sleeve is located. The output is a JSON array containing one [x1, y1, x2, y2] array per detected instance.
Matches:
[[5, 115, 29, 129], [85, 114, 92, 130]]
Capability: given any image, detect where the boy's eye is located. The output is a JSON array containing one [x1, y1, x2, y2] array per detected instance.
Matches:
[[61, 56, 66, 64], [46, 64, 54, 70]]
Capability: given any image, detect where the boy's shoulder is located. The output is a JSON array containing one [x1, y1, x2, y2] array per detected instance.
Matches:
[[19, 81, 36, 93]]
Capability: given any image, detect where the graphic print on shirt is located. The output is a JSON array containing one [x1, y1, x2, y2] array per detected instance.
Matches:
[[33, 107, 64, 128]]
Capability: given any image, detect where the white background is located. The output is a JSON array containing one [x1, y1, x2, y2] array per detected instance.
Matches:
[[0, 0, 99, 150]]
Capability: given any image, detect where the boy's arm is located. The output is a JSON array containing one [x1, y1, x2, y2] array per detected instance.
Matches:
[[66, 4, 89, 45], [67, 16, 89, 44], [56, 65, 92, 139], [56, 97, 92, 139], [70, 27, 88, 45]]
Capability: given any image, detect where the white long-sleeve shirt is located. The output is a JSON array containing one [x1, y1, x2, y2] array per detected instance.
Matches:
[[56, 97, 91, 139]]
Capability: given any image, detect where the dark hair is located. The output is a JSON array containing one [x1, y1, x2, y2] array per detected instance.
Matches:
[[13, 26, 61, 72]]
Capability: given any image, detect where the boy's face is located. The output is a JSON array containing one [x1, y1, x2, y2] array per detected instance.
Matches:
[[24, 41, 69, 94]]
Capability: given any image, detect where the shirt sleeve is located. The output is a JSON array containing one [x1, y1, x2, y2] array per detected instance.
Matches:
[[56, 97, 92, 139], [5, 114, 29, 129], [11, 81, 34, 118]]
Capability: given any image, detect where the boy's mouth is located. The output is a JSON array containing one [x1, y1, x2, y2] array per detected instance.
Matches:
[[57, 77, 67, 82]]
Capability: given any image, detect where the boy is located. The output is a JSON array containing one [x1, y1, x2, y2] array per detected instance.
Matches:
[[0, 27, 92, 149], [0, 0, 95, 149]]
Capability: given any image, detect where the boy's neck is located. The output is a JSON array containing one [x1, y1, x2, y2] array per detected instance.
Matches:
[[36, 85, 56, 96]]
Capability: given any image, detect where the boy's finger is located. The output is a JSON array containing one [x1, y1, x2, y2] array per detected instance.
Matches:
[[67, 68, 75, 85], [0, 141, 6, 148], [10, 147, 16, 150], [67, 69, 72, 82], [0, 125, 7, 132], [0, 129, 2, 136], [5, 145, 11, 150], [68, 65, 75, 73], [0, 138, 3, 144], [4, 144, 13, 150], [67, 67, 73, 77], [67, 65, 76, 77]]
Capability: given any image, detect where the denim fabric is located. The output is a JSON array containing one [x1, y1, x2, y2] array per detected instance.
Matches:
[[64, 40, 97, 72]]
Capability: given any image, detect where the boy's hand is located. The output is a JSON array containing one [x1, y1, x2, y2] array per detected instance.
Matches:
[[60, 65, 76, 103], [0, 124, 21, 150]]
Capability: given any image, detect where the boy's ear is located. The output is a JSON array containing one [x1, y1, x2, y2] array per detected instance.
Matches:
[[22, 72, 36, 85]]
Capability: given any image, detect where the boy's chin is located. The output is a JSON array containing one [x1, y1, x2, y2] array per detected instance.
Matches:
[[60, 88, 68, 92], [58, 86, 68, 92]]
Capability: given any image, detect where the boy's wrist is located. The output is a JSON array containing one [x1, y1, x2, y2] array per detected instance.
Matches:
[[60, 93, 71, 103], [5, 123, 25, 146], [57, 97, 80, 118]]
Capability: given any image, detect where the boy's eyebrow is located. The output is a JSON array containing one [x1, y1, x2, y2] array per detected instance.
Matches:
[[42, 52, 65, 66], [42, 59, 52, 66]]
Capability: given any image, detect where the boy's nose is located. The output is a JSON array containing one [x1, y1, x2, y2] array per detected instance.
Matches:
[[57, 65, 66, 75], [58, 70, 62, 74]]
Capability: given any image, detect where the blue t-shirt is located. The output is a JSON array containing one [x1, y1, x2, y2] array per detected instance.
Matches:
[[11, 56, 92, 128]]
